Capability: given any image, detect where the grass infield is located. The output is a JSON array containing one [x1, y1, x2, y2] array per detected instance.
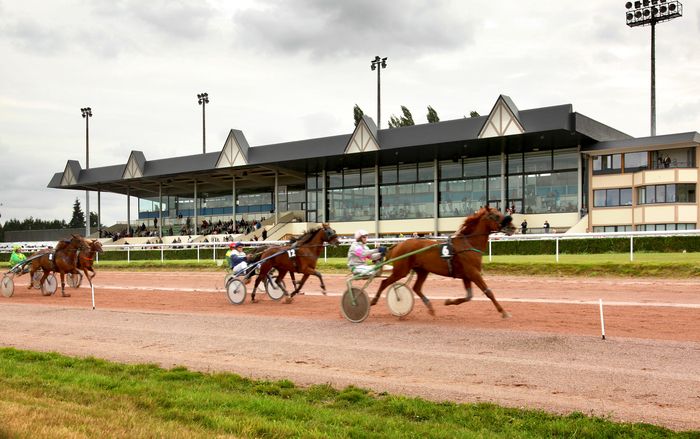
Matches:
[[0, 348, 694, 438]]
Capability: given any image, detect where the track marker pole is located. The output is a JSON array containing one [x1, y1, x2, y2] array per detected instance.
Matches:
[[599, 298, 606, 340], [91, 283, 95, 310]]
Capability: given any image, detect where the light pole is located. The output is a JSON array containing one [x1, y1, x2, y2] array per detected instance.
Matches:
[[197, 92, 209, 153], [370, 56, 387, 129], [81, 107, 92, 237], [625, 0, 683, 136]]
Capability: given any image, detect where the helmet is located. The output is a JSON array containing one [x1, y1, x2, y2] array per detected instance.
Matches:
[[234, 242, 243, 248], [13, 244, 21, 251], [354, 229, 369, 240], [229, 243, 236, 249]]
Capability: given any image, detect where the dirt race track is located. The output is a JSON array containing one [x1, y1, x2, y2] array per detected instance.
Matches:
[[1, 271, 699, 431]]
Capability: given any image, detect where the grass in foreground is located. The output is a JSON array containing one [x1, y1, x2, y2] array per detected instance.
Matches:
[[0, 348, 693, 439], [93, 252, 700, 278]]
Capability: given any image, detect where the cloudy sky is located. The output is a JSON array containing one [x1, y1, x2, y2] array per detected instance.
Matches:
[[1, 0, 699, 227]]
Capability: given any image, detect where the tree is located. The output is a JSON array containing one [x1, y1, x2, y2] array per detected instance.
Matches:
[[387, 106, 415, 128], [69, 198, 85, 228], [469, 111, 480, 118], [427, 106, 440, 123], [90, 211, 101, 228], [353, 104, 364, 127]]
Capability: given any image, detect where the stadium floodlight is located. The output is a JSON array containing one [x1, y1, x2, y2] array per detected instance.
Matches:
[[197, 93, 210, 153], [370, 56, 388, 129], [625, 1, 683, 136]]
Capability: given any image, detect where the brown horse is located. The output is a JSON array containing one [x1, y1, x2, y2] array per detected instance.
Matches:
[[371, 207, 516, 318], [76, 239, 104, 285], [250, 223, 340, 303], [28, 234, 88, 297]]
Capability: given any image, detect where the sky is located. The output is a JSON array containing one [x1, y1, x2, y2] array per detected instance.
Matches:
[[1, 0, 699, 227]]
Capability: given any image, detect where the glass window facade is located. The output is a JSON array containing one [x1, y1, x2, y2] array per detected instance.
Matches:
[[325, 168, 376, 222], [592, 154, 622, 175], [638, 184, 696, 204], [593, 188, 632, 207], [637, 223, 697, 231]]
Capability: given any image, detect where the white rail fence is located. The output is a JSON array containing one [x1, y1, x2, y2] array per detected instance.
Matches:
[[5, 229, 699, 264]]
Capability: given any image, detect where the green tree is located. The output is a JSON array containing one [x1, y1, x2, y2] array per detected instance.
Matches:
[[353, 104, 364, 127], [469, 111, 480, 117], [426, 106, 440, 123], [90, 211, 101, 228], [69, 198, 85, 228], [387, 106, 415, 128]]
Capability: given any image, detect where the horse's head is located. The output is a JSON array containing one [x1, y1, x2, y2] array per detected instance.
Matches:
[[457, 207, 515, 237], [485, 207, 516, 236], [321, 223, 340, 246], [89, 240, 104, 253]]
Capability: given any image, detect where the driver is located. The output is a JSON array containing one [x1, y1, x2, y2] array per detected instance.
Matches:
[[347, 230, 387, 276], [227, 242, 250, 276], [9, 244, 28, 274]]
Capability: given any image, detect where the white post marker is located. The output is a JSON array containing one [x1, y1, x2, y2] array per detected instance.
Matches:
[[488, 240, 492, 262], [91, 283, 95, 310], [599, 298, 606, 340]]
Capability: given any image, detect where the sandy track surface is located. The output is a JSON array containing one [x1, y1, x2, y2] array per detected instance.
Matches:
[[1, 271, 699, 431]]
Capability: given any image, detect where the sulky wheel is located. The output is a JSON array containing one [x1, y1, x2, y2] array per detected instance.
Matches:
[[67, 272, 83, 288], [340, 287, 370, 323], [264, 274, 287, 301], [224, 272, 236, 288], [1, 275, 14, 298], [225, 278, 247, 305], [41, 274, 58, 296], [386, 282, 415, 317]]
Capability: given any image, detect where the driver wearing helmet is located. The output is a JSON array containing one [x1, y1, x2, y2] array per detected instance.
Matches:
[[9, 244, 28, 274], [226, 242, 249, 275], [347, 230, 388, 276]]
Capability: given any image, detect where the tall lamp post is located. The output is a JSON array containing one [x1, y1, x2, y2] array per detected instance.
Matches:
[[81, 107, 92, 237], [197, 92, 209, 153], [625, 0, 683, 136], [370, 56, 387, 129]]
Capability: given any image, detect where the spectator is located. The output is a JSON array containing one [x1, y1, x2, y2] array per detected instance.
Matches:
[[520, 219, 528, 234], [543, 220, 550, 234], [262, 229, 268, 240]]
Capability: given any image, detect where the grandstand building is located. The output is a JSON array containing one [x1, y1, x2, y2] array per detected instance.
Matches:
[[48, 95, 700, 241]]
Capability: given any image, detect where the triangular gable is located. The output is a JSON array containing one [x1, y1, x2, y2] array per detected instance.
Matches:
[[216, 129, 249, 168], [344, 115, 380, 154], [60, 160, 82, 186], [122, 150, 146, 179], [478, 95, 525, 139]]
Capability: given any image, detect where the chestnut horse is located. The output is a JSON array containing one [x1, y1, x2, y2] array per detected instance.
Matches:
[[28, 234, 88, 297], [371, 207, 516, 318], [76, 239, 104, 285], [250, 223, 340, 303]]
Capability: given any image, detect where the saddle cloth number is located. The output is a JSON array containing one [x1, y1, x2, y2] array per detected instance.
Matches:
[[287, 249, 296, 258], [440, 245, 451, 259], [49, 253, 54, 261]]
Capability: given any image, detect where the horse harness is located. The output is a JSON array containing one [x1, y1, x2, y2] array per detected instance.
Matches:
[[440, 236, 483, 278]]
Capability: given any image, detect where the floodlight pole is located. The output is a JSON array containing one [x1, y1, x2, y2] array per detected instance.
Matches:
[[625, 1, 683, 137], [370, 56, 387, 129], [81, 107, 92, 237], [197, 92, 209, 154]]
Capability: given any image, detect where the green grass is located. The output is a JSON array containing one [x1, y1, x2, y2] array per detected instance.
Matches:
[[0, 348, 694, 438], [92, 252, 700, 278]]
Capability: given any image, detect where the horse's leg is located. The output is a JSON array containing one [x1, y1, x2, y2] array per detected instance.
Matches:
[[470, 272, 510, 318], [313, 271, 327, 295], [411, 269, 434, 316], [35, 268, 50, 291], [444, 279, 473, 306], [251, 262, 272, 303], [60, 272, 70, 297], [285, 273, 310, 303], [370, 269, 408, 306]]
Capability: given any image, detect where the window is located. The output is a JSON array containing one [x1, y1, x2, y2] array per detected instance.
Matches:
[[523, 171, 577, 214], [652, 148, 696, 169], [553, 150, 578, 170], [592, 154, 622, 174], [439, 160, 462, 179], [593, 225, 632, 232], [438, 178, 486, 217], [637, 223, 697, 231], [524, 151, 551, 173], [623, 152, 648, 172], [488, 155, 502, 176], [593, 188, 632, 207], [464, 157, 487, 178], [638, 184, 696, 204]]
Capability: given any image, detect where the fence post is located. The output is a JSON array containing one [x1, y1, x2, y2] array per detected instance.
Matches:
[[555, 237, 559, 263], [96, 251, 99, 265], [161, 245, 164, 263], [213, 243, 216, 261], [197, 243, 200, 262], [488, 239, 492, 262], [630, 236, 634, 262], [127, 246, 130, 264], [324, 244, 327, 262]]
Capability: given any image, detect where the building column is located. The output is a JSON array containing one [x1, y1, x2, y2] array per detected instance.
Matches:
[[577, 144, 583, 218], [232, 175, 236, 223], [126, 187, 131, 236], [158, 183, 163, 238], [274, 170, 279, 224], [193, 180, 198, 235], [97, 191, 101, 238], [374, 163, 380, 239], [500, 147, 506, 211], [433, 158, 439, 236], [320, 169, 327, 224]]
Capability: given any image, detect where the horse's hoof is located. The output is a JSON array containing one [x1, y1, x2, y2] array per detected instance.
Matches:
[[501, 311, 511, 319], [251, 298, 259, 303], [444, 299, 453, 306], [321, 290, 327, 296], [428, 306, 436, 316], [62, 293, 71, 298], [284, 297, 294, 304], [369, 298, 378, 306]]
